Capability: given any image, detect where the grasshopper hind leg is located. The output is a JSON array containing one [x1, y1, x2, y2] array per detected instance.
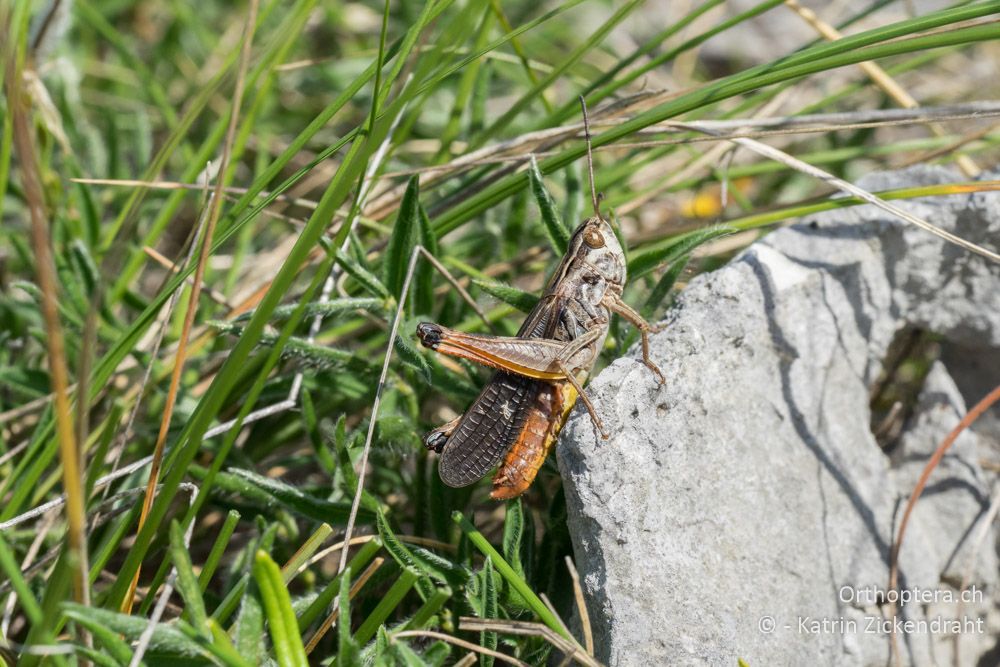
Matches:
[[423, 415, 461, 453]]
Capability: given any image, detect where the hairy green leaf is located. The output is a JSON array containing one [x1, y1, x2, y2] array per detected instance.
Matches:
[[385, 176, 421, 300], [529, 155, 570, 254]]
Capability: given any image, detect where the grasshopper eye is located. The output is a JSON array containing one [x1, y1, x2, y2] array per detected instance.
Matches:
[[583, 228, 605, 248]]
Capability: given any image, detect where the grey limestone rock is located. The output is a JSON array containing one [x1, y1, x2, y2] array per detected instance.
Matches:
[[558, 166, 1000, 666]]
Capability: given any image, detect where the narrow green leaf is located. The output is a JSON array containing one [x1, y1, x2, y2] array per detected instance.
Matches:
[[376, 507, 470, 587], [388, 638, 432, 666], [501, 499, 525, 580], [480, 557, 497, 667], [234, 578, 265, 663], [233, 297, 384, 323], [69, 239, 99, 296], [501, 498, 529, 611], [212, 524, 277, 625], [62, 603, 206, 658], [170, 520, 210, 638], [207, 619, 254, 667], [333, 413, 359, 491], [60, 606, 134, 664], [503, 187, 528, 258], [199, 509, 241, 592], [469, 58, 491, 137], [0, 533, 42, 625], [529, 156, 570, 254], [354, 568, 420, 644], [70, 647, 119, 667], [84, 402, 125, 496], [253, 550, 308, 667], [628, 225, 734, 279], [384, 176, 421, 300], [402, 586, 451, 631], [209, 320, 360, 369], [302, 389, 336, 474], [176, 618, 252, 667], [336, 248, 391, 300], [200, 466, 372, 525], [395, 325, 433, 384], [423, 640, 452, 666], [331, 421, 383, 515], [282, 523, 333, 582], [374, 625, 392, 664], [472, 278, 539, 313], [338, 568, 360, 664]]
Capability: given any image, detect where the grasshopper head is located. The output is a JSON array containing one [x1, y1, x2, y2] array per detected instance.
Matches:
[[571, 214, 626, 288]]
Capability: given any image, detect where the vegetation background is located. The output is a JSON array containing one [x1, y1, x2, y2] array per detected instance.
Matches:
[[1, 0, 999, 664]]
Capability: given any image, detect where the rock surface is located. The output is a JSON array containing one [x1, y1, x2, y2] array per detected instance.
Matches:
[[558, 166, 1000, 666]]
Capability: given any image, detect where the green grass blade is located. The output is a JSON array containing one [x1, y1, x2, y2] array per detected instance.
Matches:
[[198, 509, 241, 592], [354, 568, 420, 645], [0, 532, 42, 625], [253, 550, 309, 667], [171, 520, 210, 638]]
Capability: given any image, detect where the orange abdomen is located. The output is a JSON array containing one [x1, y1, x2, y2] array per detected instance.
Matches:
[[490, 381, 579, 499]]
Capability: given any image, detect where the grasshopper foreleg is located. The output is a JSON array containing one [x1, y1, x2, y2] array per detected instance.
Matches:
[[605, 296, 666, 384]]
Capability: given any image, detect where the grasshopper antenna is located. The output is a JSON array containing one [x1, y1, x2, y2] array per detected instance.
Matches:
[[579, 95, 601, 219]]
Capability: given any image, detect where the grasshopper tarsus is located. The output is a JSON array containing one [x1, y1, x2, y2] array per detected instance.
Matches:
[[423, 415, 460, 454], [424, 431, 447, 453], [645, 359, 666, 386]]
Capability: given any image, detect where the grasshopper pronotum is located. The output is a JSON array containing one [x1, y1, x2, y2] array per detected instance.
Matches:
[[417, 99, 666, 499]]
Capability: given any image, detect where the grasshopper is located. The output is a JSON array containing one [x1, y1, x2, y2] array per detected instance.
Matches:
[[417, 100, 665, 499]]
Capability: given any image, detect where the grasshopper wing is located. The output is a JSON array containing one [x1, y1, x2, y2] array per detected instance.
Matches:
[[438, 371, 545, 487]]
